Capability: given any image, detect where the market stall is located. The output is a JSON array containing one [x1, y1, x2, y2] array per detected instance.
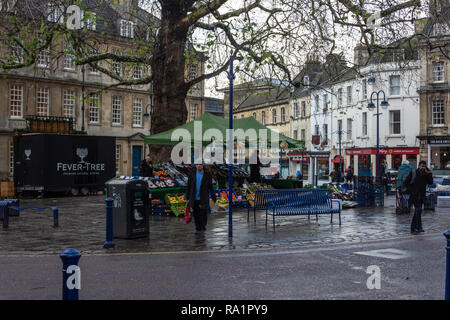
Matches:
[[141, 112, 305, 216]]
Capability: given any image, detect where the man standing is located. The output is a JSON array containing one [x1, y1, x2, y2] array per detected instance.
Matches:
[[186, 163, 217, 232], [139, 154, 154, 177], [403, 160, 433, 234]]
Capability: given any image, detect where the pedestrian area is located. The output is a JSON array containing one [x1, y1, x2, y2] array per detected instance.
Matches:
[[1, 195, 449, 255]]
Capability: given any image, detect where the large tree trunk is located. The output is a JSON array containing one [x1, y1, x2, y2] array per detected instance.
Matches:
[[149, 2, 190, 163]]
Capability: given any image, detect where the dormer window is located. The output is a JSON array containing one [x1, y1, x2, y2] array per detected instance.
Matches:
[[46, 3, 64, 23], [432, 23, 450, 36], [303, 75, 309, 86], [82, 12, 97, 31], [120, 20, 134, 38]]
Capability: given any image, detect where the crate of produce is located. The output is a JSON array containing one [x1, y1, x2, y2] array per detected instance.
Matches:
[[170, 202, 187, 217]]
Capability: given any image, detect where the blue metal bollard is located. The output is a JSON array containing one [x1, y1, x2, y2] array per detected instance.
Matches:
[[1, 201, 9, 229], [104, 198, 115, 248], [60, 248, 81, 300], [445, 230, 450, 300], [49, 206, 59, 228]]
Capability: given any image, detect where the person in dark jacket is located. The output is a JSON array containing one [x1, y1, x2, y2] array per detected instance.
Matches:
[[403, 160, 433, 234], [186, 163, 217, 232], [139, 154, 154, 177], [249, 151, 262, 183]]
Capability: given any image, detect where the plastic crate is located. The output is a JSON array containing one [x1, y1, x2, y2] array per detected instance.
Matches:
[[437, 196, 450, 208]]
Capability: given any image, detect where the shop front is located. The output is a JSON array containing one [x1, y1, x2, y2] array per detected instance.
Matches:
[[426, 138, 450, 176], [288, 152, 310, 181], [345, 147, 420, 177], [288, 151, 330, 185]]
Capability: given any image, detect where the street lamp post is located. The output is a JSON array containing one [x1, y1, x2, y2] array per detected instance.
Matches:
[[143, 96, 154, 157], [368, 90, 389, 181], [81, 65, 85, 132], [226, 56, 236, 238]]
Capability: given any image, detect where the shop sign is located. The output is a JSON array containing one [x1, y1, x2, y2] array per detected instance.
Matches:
[[289, 156, 310, 162], [346, 148, 419, 156], [429, 139, 450, 145]]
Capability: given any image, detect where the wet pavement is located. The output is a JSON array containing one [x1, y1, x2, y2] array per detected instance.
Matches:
[[1, 195, 449, 256]]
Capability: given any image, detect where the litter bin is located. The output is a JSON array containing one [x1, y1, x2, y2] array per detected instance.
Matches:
[[106, 179, 150, 239]]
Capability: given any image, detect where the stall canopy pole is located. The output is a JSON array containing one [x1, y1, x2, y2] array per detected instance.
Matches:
[[227, 56, 235, 238]]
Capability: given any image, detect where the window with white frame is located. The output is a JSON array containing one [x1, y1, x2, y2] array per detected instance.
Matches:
[[89, 92, 100, 124], [389, 75, 401, 96], [37, 87, 49, 116], [315, 124, 319, 136], [432, 23, 450, 36], [262, 111, 266, 125], [272, 109, 277, 124], [346, 86, 352, 105], [315, 95, 319, 113], [301, 129, 305, 141], [189, 64, 197, 81], [63, 40, 75, 70], [337, 88, 343, 107], [294, 103, 299, 119], [433, 62, 445, 82], [190, 104, 198, 120], [120, 19, 134, 38], [9, 84, 23, 118], [115, 144, 121, 175], [323, 94, 328, 110], [323, 124, 328, 142], [362, 79, 367, 99], [63, 90, 76, 118], [112, 50, 122, 76], [46, 3, 63, 23], [347, 119, 352, 140], [432, 100, 445, 125], [281, 107, 286, 123], [9, 140, 14, 177], [133, 64, 143, 79], [389, 110, 401, 134], [301, 101, 306, 117], [112, 96, 122, 125], [37, 44, 50, 68], [83, 11, 96, 31], [89, 47, 100, 74], [362, 112, 368, 136], [292, 130, 297, 140], [133, 98, 143, 127], [253, 112, 256, 118], [11, 42, 24, 64]]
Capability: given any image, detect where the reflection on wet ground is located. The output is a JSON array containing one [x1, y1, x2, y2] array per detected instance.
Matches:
[[0, 195, 449, 255]]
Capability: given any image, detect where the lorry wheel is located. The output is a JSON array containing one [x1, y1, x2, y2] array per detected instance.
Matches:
[[81, 187, 89, 196], [71, 188, 79, 196]]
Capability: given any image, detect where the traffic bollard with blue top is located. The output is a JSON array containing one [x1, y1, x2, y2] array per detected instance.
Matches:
[[445, 230, 450, 300], [104, 198, 115, 248], [0, 201, 9, 229], [60, 248, 81, 300]]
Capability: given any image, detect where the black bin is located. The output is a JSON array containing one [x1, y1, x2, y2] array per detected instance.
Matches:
[[106, 179, 150, 239]]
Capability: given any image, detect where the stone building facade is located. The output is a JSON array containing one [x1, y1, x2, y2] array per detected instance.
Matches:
[[417, 2, 450, 174], [0, 0, 205, 179]]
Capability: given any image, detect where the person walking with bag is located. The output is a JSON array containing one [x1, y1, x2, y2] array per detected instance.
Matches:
[[186, 163, 217, 232], [403, 160, 433, 234]]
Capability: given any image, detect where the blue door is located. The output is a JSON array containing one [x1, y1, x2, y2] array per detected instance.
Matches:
[[132, 146, 142, 177]]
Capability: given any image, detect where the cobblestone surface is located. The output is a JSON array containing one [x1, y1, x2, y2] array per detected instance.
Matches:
[[1, 195, 449, 255]]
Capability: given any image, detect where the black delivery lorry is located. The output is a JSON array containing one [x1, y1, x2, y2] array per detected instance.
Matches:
[[14, 133, 116, 195]]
